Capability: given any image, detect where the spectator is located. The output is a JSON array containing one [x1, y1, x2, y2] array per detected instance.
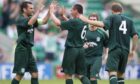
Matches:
[[2, 0, 11, 32], [0, 48, 4, 62], [42, 32, 57, 62]]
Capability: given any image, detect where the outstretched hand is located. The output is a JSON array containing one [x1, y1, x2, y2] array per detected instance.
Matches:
[[60, 6, 66, 16], [36, 4, 45, 12], [49, 2, 57, 13], [83, 43, 89, 49]]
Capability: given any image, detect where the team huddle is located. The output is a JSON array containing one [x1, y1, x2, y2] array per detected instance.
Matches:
[[11, 1, 138, 84]]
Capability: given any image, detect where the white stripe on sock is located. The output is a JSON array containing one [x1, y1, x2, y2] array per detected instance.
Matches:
[[110, 77, 117, 80], [118, 80, 124, 82]]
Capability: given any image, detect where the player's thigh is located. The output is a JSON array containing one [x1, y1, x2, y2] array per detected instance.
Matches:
[[13, 44, 28, 74], [76, 48, 86, 75], [106, 48, 121, 72], [118, 50, 129, 73], [28, 48, 38, 72], [90, 56, 102, 78], [85, 62, 91, 79], [85, 57, 92, 78], [62, 48, 79, 74]]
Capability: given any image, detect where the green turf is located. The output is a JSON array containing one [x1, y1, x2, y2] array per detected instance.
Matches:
[[0, 79, 140, 84]]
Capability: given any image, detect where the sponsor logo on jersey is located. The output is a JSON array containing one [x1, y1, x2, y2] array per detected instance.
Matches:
[[27, 28, 34, 33]]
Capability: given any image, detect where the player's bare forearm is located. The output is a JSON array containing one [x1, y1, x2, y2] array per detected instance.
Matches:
[[51, 12, 61, 26], [60, 6, 69, 21], [49, 2, 61, 26], [42, 9, 50, 24], [104, 47, 109, 54], [131, 34, 138, 52], [104, 47, 109, 59], [28, 4, 44, 25], [79, 14, 104, 28], [61, 15, 69, 21], [28, 10, 40, 25], [102, 47, 109, 64]]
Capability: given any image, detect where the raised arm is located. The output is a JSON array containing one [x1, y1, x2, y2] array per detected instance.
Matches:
[[41, 8, 50, 24], [61, 15, 69, 21], [79, 14, 104, 28], [28, 5, 44, 25], [51, 12, 61, 26], [60, 7, 69, 21], [50, 3, 61, 26]]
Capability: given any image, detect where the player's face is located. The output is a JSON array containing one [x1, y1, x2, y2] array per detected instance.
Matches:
[[71, 7, 77, 17], [89, 16, 97, 28], [25, 4, 34, 16]]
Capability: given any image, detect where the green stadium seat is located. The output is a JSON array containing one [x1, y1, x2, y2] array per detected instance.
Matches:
[[87, 3, 103, 10], [87, 0, 102, 3], [134, 19, 140, 25]]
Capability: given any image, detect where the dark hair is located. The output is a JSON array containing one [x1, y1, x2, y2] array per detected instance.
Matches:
[[111, 2, 123, 12], [89, 13, 99, 20], [20, 1, 32, 13], [73, 4, 83, 14]]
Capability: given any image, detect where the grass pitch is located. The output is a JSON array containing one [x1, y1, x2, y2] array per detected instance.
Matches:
[[0, 79, 140, 84]]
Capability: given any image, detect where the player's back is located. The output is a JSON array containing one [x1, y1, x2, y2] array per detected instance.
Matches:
[[60, 18, 88, 48], [107, 14, 136, 51]]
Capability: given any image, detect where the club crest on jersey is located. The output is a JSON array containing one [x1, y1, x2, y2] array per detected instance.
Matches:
[[96, 37, 100, 42]]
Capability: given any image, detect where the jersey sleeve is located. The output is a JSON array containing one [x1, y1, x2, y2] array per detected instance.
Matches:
[[130, 21, 138, 37], [60, 19, 76, 30], [103, 15, 113, 30]]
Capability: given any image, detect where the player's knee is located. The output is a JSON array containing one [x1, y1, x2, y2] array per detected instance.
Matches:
[[117, 72, 124, 78], [76, 74, 84, 79], [90, 77, 96, 80], [15, 73, 24, 81], [109, 71, 117, 76], [65, 74, 72, 79], [31, 72, 38, 78], [75, 74, 79, 78]]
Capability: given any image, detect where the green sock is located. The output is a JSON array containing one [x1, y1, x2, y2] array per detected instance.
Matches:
[[91, 80, 97, 84], [11, 78, 19, 84], [109, 75, 118, 84], [31, 78, 39, 84], [80, 76, 91, 84], [66, 79, 73, 84], [118, 78, 124, 84]]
